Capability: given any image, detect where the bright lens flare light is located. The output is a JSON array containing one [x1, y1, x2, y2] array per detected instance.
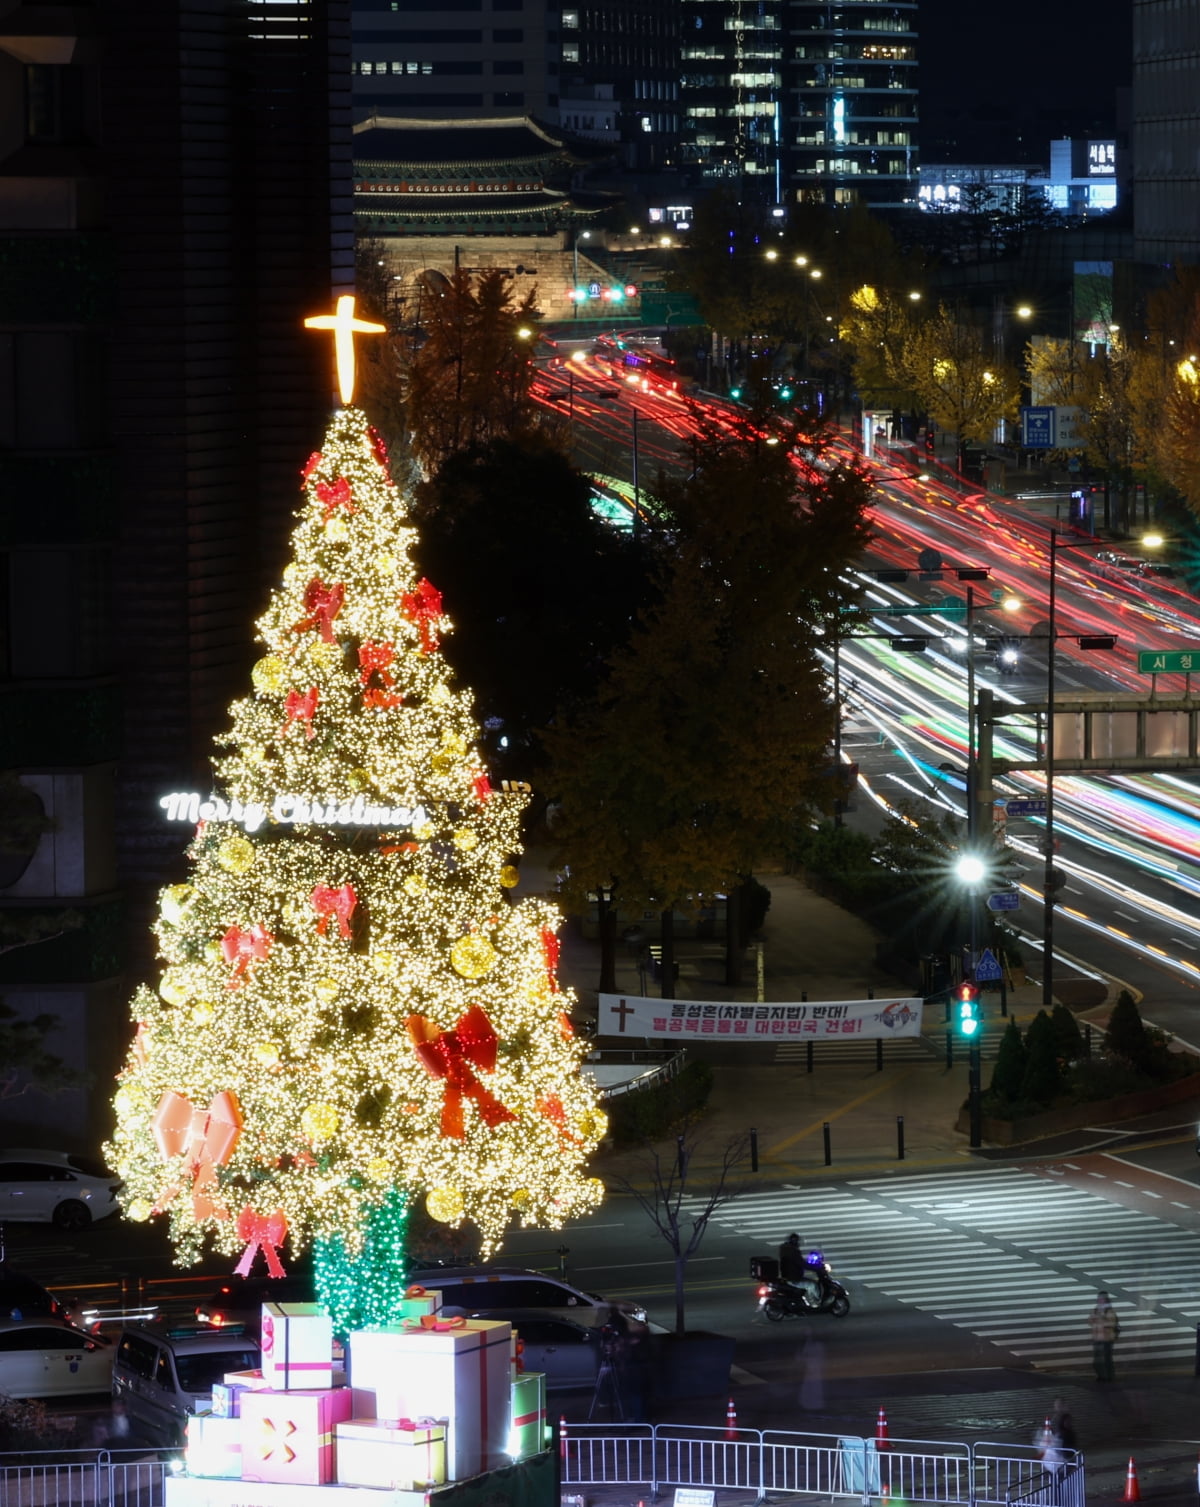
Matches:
[[956, 854, 987, 885]]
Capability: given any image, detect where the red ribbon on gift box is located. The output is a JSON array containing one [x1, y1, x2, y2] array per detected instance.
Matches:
[[221, 924, 274, 988], [151, 1089, 242, 1219], [311, 882, 357, 939], [406, 1006, 517, 1139], [235, 1206, 288, 1278], [402, 1313, 467, 1332]]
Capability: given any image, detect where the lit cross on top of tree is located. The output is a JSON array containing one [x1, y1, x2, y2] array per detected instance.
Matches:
[[304, 294, 386, 406]]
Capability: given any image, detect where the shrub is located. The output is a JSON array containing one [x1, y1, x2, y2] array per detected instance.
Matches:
[[989, 1019, 1027, 1103], [1050, 1002, 1084, 1063], [1020, 1010, 1062, 1105], [607, 1059, 714, 1147], [740, 875, 772, 943], [1104, 990, 1150, 1069]]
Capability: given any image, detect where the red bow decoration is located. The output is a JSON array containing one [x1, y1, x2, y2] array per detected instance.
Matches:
[[402, 1313, 467, 1332], [541, 927, 561, 992], [152, 1089, 243, 1219], [132, 1021, 150, 1067], [359, 640, 403, 707], [301, 451, 323, 482], [316, 476, 356, 517], [311, 882, 357, 939], [400, 577, 444, 654], [235, 1206, 288, 1278], [515, 1336, 525, 1373], [381, 840, 420, 858], [221, 924, 274, 988], [280, 686, 319, 740], [537, 1092, 582, 1145], [558, 1010, 575, 1041], [407, 1005, 517, 1139], [472, 771, 492, 804], [292, 577, 345, 643], [369, 425, 389, 471], [405, 1284, 429, 1298]]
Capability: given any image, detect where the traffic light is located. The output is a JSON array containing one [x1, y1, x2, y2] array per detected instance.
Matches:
[[955, 980, 980, 1038]]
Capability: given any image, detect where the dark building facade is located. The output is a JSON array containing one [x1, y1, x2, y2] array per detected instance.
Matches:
[[0, 0, 352, 1138], [1133, 0, 1200, 264]]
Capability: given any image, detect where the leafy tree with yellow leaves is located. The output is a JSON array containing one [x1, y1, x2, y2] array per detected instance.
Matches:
[[107, 356, 605, 1334], [899, 305, 1019, 469]]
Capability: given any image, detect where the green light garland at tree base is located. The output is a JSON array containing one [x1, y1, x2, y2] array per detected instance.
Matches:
[[313, 1187, 410, 1339]]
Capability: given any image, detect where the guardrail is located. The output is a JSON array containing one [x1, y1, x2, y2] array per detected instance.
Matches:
[[0, 1448, 170, 1507], [561, 1423, 1083, 1505], [588, 1048, 687, 1101]]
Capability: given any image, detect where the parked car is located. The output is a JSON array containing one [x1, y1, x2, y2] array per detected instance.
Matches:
[[0, 1149, 122, 1229], [405, 1265, 647, 1329], [0, 1316, 113, 1398], [113, 1324, 260, 1446], [466, 1308, 601, 1391], [0, 1267, 66, 1320]]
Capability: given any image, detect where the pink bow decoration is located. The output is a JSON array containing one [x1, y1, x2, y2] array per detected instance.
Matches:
[[221, 924, 274, 988], [541, 926, 561, 992], [235, 1206, 288, 1278], [311, 882, 357, 940], [151, 1089, 243, 1219], [280, 686, 319, 740], [406, 1005, 517, 1139], [292, 577, 345, 642], [316, 476, 356, 517], [400, 577, 444, 654]]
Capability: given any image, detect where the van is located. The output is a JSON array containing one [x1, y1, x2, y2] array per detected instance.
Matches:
[[112, 1324, 259, 1445]]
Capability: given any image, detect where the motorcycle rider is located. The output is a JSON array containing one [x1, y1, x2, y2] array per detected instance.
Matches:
[[778, 1232, 821, 1308]]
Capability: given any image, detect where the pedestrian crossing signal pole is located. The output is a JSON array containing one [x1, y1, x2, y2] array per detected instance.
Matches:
[[955, 980, 982, 1149]]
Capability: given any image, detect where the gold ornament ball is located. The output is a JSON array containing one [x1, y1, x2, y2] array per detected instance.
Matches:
[[376, 552, 397, 575], [403, 873, 426, 897], [586, 1177, 606, 1201], [283, 563, 302, 585], [453, 828, 478, 852], [252, 1040, 281, 1066], [430, 752, 456, 776], [579, 1109, 608, 1142], [366, 1157, 392, 1184], [413, 821, 435, 841], [510, 1187, 531, 1210], [217, 835, 256, 875], [246, 744, 268, 766], [371, 950, 398, 978], [442, 734, 468, 758], [309, 640, 342, 670], [450, 934, 497, 980], [161, 883, 195, 925], [429, 684, 451, 706], [204, 940, 222, 963], [127, 1198, 155, 1223], [325, 516, 350, 543], [114, 1087, 135, 1118], [159, 969, 191, 1007], [499, 865, 520, 889], [347, 768, 371, 793], [301, 1102, 340, 1143], [426, 1186, 464, 1224], [191, 1001, 216, 1027], [252, 656, 288, 694], [315, 978, 340, 1005]]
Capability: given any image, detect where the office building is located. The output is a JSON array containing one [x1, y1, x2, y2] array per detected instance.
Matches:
[[1133, 0, 1200, 263]]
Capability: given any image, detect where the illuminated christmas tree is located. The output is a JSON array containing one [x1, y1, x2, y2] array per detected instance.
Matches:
[[106, 299, 605, 1328]]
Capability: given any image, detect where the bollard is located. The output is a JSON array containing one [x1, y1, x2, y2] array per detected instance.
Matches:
[[875, 1038, 883, 1072], [750, 1127, 759, 1173], [867, 986, 875, 1000], [806, 1040, 814, 1075], [822, 1121, 832, 1166], [801, 990, 808, 1003], [945, 1030, 953, 1068], [557, 1245, 570, 1279], [897, 1115, 905, 1161], [944, 996, 951, 1024]]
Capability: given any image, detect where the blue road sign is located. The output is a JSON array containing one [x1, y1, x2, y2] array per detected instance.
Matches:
[[1005, 798, 1047, 818], [1021, 407, 1054, 448], [987, 891, 1021, 912], [974, 947, 1003, 982]]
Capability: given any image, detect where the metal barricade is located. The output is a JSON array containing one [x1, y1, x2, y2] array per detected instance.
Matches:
[[975, 1441, 1083, 1507], [876, 1438, 972, 1505], [1007, 1461, 1086, 1507], [0, 1450, 168, 1507], [561, 1423, 656, 1488], [761, 1428, 860, 1500], [656, 1425, 763, 1497]]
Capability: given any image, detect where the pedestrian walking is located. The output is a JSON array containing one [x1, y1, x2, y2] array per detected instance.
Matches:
[[1088, 1290, 1119, 1381], [1050, 1397, 1077, 1453]]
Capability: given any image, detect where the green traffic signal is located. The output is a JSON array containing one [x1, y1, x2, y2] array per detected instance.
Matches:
[[955, 982, 980, 1037]]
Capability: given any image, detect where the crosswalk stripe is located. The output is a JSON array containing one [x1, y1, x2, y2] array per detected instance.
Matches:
[[698, 1163, 1200, 1370]]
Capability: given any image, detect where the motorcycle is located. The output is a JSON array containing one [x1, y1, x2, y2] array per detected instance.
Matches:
[[751, 1252, 851, 1319]]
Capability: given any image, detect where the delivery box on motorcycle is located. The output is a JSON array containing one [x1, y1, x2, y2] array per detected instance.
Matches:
[[749, 1256, 779, 1281]]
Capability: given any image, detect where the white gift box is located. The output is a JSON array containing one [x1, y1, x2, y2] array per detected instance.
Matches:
[[349, 1319, 511, 1481], [261, 1303, 333, 1391], [334, 1418, 447, 1489], [186, 1414, 242, 1479]]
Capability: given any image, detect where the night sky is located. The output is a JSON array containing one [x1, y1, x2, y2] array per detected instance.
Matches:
[[920, 0, 1131, 162]]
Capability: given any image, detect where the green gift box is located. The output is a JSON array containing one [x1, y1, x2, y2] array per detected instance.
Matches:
[[508, 1372, 546, 1460]]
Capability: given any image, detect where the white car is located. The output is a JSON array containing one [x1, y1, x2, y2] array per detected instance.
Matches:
[[0, 1149, 123, 1229], [0, 1317, 114, 1398]]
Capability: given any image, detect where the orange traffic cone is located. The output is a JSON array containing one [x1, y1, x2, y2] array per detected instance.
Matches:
[[725, 1397, 738, 1440], [559, 1416, 568, 1461], [876, 1405, 890, 1453], [1123, 1456, 1140, 1503]]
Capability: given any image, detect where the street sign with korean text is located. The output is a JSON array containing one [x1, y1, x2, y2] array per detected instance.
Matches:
[[973, 948, 1003, 982], [1138, 649, 1200, 674], [1021, 406, 1054, 448], [987, 891, 1021, 912], [1005, 798, 1047, 817]]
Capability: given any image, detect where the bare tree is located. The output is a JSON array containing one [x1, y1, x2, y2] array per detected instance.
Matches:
[[610, 1124, 751, 1334]]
